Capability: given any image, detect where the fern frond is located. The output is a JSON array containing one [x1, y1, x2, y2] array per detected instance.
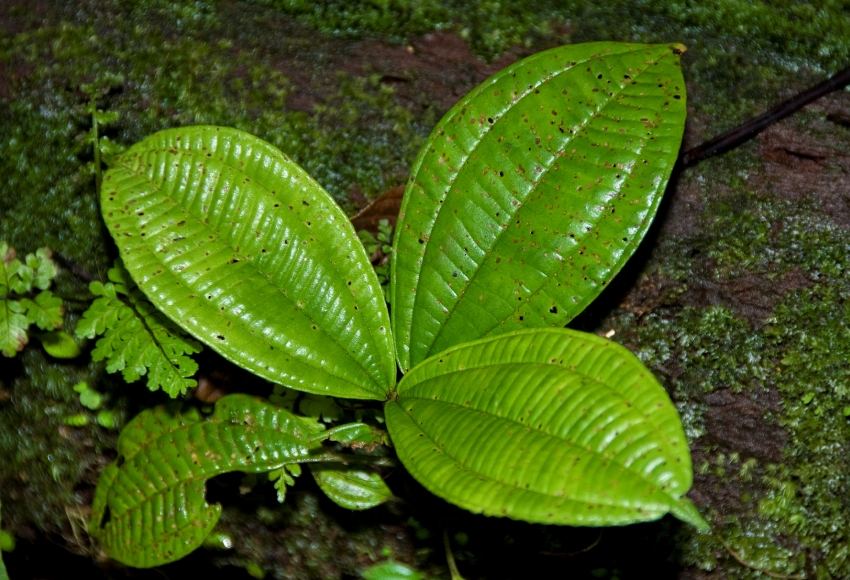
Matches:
[[1, 243, 62, 357], [76, 261, 202, 397], [0, 299, 28, 357], [22, 290, 64, 330]]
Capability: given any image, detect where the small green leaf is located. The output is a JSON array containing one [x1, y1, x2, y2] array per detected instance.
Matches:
[[245, 562, 266, 579], [64, 414, 88, 426], [100, 126, 395, 400], [90, 394, 324, 568], [325, 423, 389, 450], [79, 389, 103, 410], [39, 330, 82, 358], [386, 328, 705, 529], [392, 42, 687, 370], [0, 243, 23, 296], [94, 109, 120, 126], [362, 561, 426, 580], [97, 410, 118, 429], [299, 393, 343, 423], [311, 465, 392, 510], [359, 229, 380, 255], [268, 463, 303, 503], [22, 290, 64, 330], [0, 299, 28, 357], [31, 248, 58, 290], [203, 532, 234, 551]]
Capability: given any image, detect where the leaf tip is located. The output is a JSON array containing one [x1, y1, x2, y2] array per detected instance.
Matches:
[[670, 496, 708, 531]]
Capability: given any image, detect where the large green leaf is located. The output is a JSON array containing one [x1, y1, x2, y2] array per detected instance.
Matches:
[[385, 329, 705, 528], [89, 394, 323, 567], [101, 126, 395, 399], [392, 42, 687, 370]]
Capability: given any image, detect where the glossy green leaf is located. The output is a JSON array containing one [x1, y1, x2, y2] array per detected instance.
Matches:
[[362, 561, 427, 580], [385, 328, 705, 529], [38, 330, 82, 359], [101, 126, 395, 400], [311, 465, 393, 510], [90, 394, 323, 567], [392, 42, 687, 370]]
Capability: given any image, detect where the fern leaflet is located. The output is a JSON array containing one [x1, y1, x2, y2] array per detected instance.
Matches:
[[76, 261, 202, 397]]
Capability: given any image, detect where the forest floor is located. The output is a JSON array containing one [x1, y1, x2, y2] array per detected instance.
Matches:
[[1, 1, 849, 579]]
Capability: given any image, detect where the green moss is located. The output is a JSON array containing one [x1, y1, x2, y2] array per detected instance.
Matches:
[[602, 133, 850, 577], [0, 348, 126, 534], [253, 0, 850, 70]]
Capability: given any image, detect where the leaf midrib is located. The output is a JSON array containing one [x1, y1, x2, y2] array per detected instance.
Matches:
[[401, 360, 664, 431], [113, 152, 388, 397], [393, 399, 676, 510], [399, 357, 681, 493]]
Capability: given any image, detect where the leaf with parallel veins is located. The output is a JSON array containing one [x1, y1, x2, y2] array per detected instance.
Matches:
[[392, 42, 687, 370]]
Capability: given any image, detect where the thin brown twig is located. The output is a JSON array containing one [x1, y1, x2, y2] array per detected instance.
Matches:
[[540, 530, 603, 558], [568, 530, 603, 557], [722, 541, 806, 580], [681, 65, 850, 169]]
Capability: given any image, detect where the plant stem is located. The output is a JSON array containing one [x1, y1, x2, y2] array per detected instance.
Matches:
[[300, 453, 397, 468], [681, 65, 850, 168], [444, 529, 466, 580]]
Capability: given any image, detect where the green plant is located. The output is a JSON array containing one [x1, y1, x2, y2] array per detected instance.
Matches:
[[358, 218, 394, 303], [75, 260, 204, 396], [88, 41, 704, 568], [0, 242, 79, 359]]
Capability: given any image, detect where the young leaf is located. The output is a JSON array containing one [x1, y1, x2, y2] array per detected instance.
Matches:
[[76, 265, 202, 397], [385, 328, 706, 529], [268, 464, 303, 503], [391, 42, 687, 370], [100, 126, 395, 400], [90, 394, 323, 568], [21, 290, 64, 330], [29, 248, 58, 290], [311, 465, 393, 510], [0, 300, 28, 357], [39, 330, 82, 358]]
